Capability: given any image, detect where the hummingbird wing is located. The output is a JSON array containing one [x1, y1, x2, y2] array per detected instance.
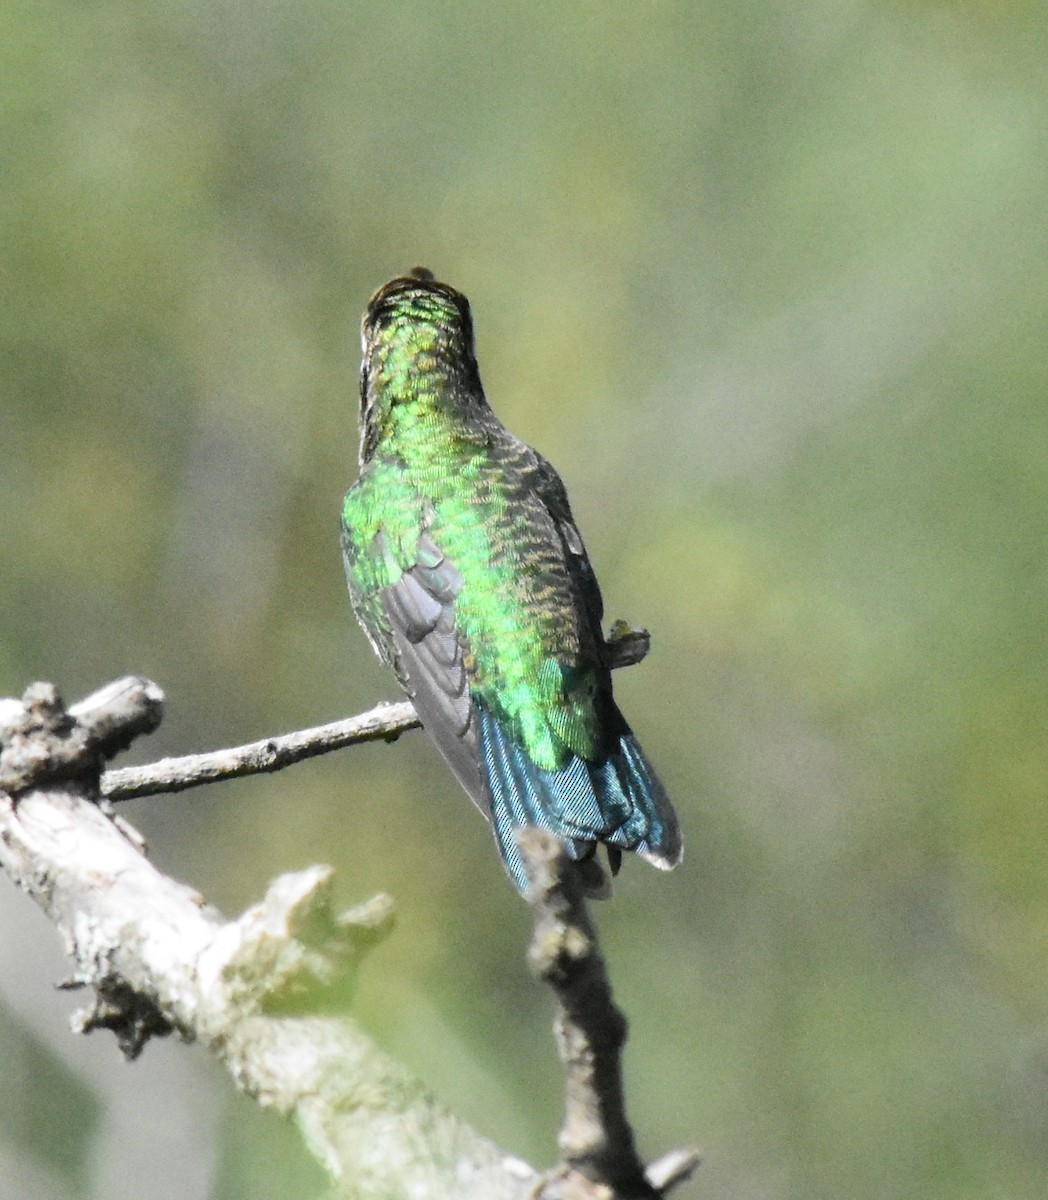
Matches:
[[525, 453, 683, 873], [341, 476, 483, 803], [531, 453, 607, 665], [375, 528, 488, 808]]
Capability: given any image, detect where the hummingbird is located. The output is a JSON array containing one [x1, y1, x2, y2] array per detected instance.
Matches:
[[340, 268, 682, 896]]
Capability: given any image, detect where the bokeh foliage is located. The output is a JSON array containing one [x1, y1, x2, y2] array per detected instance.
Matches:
[[2, 1, 1047, 1197]]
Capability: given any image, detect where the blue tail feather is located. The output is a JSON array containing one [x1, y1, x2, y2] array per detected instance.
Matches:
[[477, 705, 681, 895]]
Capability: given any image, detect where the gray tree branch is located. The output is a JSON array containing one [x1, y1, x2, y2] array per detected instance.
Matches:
[[0, 670, 697, 1200]]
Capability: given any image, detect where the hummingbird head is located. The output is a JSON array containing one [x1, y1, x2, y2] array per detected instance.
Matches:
[[352, 267, 480, 458], [363, 266, 472, 335], [358, 268, 485, 460], [361, 269, 479, 388]]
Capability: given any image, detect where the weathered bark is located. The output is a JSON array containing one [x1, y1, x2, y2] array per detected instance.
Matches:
[[0, 675, 698, 1200]]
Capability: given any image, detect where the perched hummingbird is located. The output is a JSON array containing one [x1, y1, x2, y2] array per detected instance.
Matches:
[[340, 268, 682, 895]]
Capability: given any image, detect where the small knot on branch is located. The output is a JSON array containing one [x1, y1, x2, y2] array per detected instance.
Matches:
[[71, 975, 174, 1061]]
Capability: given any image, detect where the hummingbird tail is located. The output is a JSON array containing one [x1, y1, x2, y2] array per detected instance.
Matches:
[[477, 707, 682, 896]]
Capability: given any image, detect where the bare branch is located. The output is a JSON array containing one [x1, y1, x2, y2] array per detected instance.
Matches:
[[100, 624, 652, 804], [2, 665, 698, 1199], [102, 698, 418, 801], [0, 679, 539, 1199], [519, 830, 700, 1199]]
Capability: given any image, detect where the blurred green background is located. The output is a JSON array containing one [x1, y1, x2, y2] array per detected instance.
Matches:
[[2, 1, 1047, 1197]]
